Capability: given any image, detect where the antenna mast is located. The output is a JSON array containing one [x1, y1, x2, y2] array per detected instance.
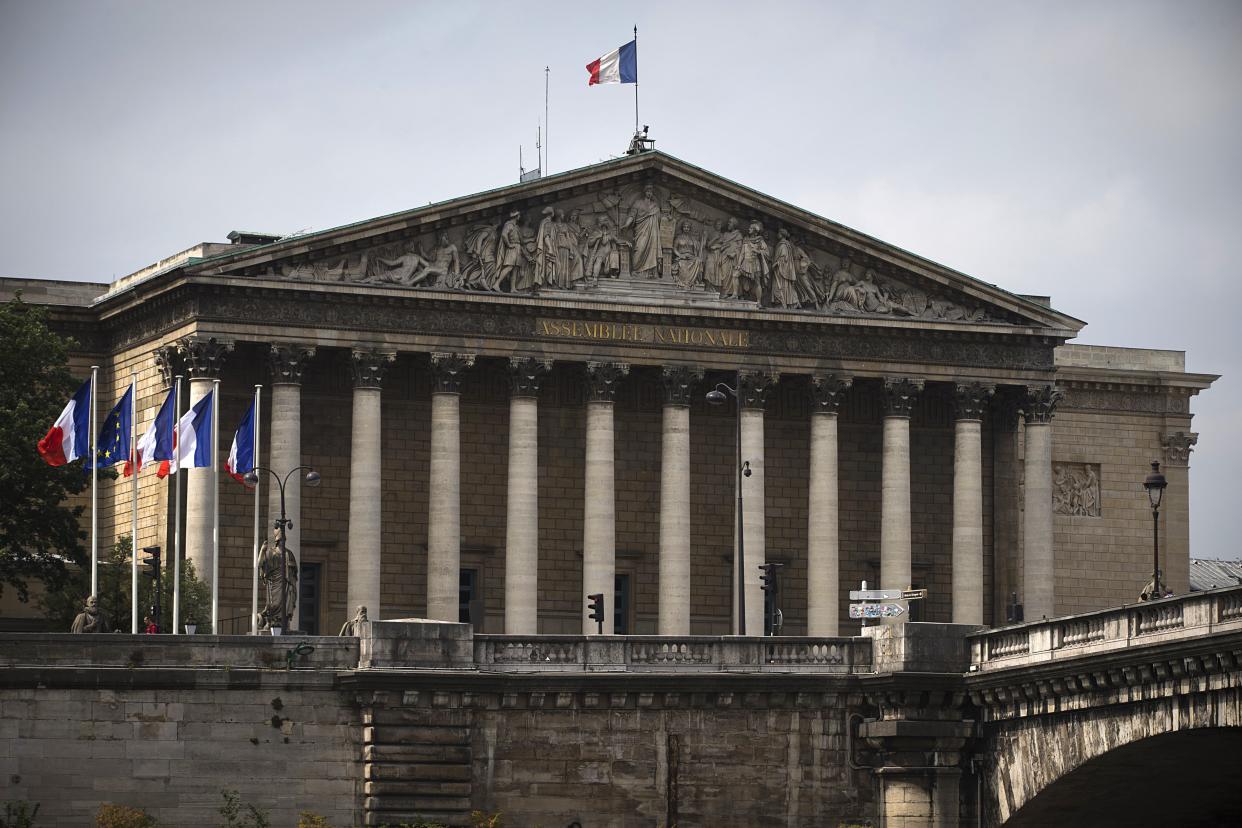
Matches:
[[544, 66, 550, 174]]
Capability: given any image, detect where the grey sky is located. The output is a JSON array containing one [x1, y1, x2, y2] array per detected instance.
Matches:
[[3, 1, 1239, 559]]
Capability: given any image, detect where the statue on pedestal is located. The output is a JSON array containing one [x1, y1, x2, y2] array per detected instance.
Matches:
[[258, 527, 298, 630], [71, 595, 110, 634], [339, 605, 368, 636]]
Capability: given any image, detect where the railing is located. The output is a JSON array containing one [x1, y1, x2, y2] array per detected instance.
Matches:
[[474, 635, 872, 674], [969, 585, 1242, 672]]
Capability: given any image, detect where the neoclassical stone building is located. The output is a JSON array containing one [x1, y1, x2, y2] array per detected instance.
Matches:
[[4, 150, 1216, 635]]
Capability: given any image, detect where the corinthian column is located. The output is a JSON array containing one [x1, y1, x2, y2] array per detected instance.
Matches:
[[427, 353, 475, 622], [658, 365, 702, 635], [176, 336, 232, 590], [504, 356, 551, 634], [738, 370, 777, 635], [881, 378, 923, 603], [952, 382, 994, 625], [1023, 384, 1061, 620], [267, 343, 315, 629], [582, 362, 628, 635], [347, 349, 394, 619], [1161, 431, 1198, 595], [808, 375, 851, 636]]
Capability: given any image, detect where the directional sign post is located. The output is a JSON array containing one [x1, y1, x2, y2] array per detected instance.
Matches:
[[849, 589, 904, 601], [848, 603, 906, 619], [901, 589, 928, 601]]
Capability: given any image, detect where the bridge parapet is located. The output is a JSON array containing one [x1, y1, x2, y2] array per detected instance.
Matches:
[[969, 584, 1242, 673]]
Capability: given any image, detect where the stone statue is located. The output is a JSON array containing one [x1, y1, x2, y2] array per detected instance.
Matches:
[[792, 235, 825, 307], [423, 232, 461, 288], [1053, 463, 1101, 517], [534, 206, 557, 288], [492, 211, 527, 292], [369, 242, 433, 287], [339, 605, 368, 636], [735, 221, 771, 303], [586, 215, 621, 280], [702, 219, 726, 294], [672, 220, 703, 289], [462, 224, 498, 289], [556, 208, 586, 288], [621, 184, 663, 277], [712, 218, 745, 298], [71, 595, 110, 633], [769, 228, 802, 308], [258, 527, 298, 630]]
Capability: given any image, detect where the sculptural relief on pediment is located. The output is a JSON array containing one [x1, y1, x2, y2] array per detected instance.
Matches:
[[261, 184, 1000, 323]]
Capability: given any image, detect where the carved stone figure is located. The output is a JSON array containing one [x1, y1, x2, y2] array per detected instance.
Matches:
[[462, 224, 498, 289], [339, 605, 368, 636], [672, 221, 703, 289], [702, 220, 726, 293], [770, 228, 801, 308], [493, 211, 528, 292], [554, 208, 584, 288], [423, 232, 461, 287], [735, 221, 770, 302], [622, 184, 662, 276], [713, 218, 745, 298], [534, 207, 557, 288], [258, 527, 298, 629], [71, 595, 110, 633], [792, 235, 825, 307], [587, 215, 621, 280], [369, 241, 432, 287]]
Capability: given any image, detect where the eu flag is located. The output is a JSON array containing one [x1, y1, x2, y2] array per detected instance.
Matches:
[[87, 384, 133, 471]]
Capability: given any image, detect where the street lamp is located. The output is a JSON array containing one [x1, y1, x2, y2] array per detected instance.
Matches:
[[707, 376, 752, 635], [1142, 460, 1167, 601], [244, 465, 321, 631]]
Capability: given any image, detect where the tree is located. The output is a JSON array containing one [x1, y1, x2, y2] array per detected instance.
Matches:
[[0, 296, 88, 601]]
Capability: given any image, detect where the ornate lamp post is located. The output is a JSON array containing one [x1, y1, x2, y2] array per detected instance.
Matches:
[[707, 375, 752, 635], [1142, 460, 1168, 601], [244, 465, 321, 630]]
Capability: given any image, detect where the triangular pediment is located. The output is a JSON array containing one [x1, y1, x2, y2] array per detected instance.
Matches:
[[188, 151, 1083, 336]]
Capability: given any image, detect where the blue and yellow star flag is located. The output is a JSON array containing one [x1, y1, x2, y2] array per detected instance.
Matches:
[[86, 384, 133, 471]]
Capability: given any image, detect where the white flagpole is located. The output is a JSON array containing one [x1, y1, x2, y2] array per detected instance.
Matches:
[[90, 365, 99, 596], [130, 375, 139, 634], [211, 379, 220, 635], [172, 375, 183, 635], [251, 385, 262, 635]]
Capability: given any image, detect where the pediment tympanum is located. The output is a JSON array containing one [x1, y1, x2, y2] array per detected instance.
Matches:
[[224, 155, 1068, 330]]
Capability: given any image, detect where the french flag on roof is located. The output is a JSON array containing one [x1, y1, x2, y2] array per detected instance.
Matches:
[[586, 39, 637, 86], [37, 378, 92, 466]]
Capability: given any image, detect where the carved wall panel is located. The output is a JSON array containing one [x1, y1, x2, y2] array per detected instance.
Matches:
[[1053, 462, 1101, 517]]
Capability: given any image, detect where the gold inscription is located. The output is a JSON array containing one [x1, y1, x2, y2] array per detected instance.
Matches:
[[537, 319, 751, 349]]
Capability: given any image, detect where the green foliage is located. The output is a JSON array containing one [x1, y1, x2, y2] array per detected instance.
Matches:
[[39, 535, 211, 633], [470, 812, 503, 828], [217, 789, 270, 828], [0, 296, 87, 601], [0, 800, 40, 828], [296, 813, 333, 828], [95, 802, 159, 828]]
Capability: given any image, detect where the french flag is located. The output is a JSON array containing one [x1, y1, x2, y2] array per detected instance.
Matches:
[[133, 387, 177, 477], [37, 378, 92, 466], [225, 400, 256, 485], [176, 390, 215, 471], [586, 39, 637, 86]]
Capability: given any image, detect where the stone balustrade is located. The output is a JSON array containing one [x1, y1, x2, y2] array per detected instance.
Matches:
[[0, 632, 360, 670], [473, 634, 872, 673], [969, 585, 1242, 672]]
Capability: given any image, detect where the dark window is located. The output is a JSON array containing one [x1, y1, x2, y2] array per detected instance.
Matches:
[[614, 573, 631, 634], [299, 562, 321, 635], [459, 568, 478, 624]]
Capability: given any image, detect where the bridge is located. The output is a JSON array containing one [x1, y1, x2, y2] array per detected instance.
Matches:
[[3, 588, 1240, 827]]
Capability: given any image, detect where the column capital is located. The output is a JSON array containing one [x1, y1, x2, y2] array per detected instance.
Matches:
[[1162, 431, 1198, 466], [954, 382, 996, 421], [153, 345, 180, 388], [586, 362, 629, 403], [810, 374, 852, 414], [1023, 384, 1062, 425], [351, 349, 396, 389], [882, 377, 924, 418], [738, 369, 779, 410], [431, 352, 476, 394], [509, 356, 552, 397], [661, 365, 704, 407], [176, 336, 233, 380], [269, 343, 316, 385]]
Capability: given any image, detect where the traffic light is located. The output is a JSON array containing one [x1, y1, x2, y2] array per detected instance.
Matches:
[[759, 565, 778, 597], [758, 562, 784, 637], [587, 593, 605, 634], [142, 546, 161, 579]]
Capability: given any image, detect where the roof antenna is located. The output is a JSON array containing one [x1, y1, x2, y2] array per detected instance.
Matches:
[[520, 125, 542, 182], [627, 124, 654, 155]]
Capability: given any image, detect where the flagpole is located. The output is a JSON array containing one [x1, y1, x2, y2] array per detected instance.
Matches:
[[130, 375, 139, 635], [90, 365, 99, 597], [172, 375, 183, 635], [251, 385, 262, 635], [633, 25, 639, 134], [211, 379, 221, 635], [544, 65, 550, 174]]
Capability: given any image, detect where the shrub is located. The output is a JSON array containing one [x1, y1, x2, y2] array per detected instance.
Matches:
[[95, 803, 158, 828], [218, 790, 270, 828], [0, 800, 40, 828]]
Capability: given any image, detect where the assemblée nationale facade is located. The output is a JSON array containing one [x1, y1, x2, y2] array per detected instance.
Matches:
[[3, 150, 1216, 636]]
